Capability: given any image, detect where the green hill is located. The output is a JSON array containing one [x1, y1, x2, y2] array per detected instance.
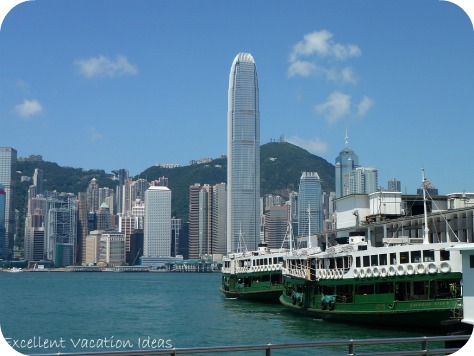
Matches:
[[15, 142, 335, 242]]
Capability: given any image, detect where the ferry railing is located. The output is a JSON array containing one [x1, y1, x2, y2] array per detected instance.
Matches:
[[33, 334, 471, 356]]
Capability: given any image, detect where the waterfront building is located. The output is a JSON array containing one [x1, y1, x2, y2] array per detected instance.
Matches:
[[84, 230, 103, 265], [297, 172, 323, 238], [199, 185, 213, 257], [76, 192, 88, 265], [0, 147, 17, 259], [99, 232, 126, 267], [24, 194, 47, 261], [144, 186, 171, 258], [264, 205, 288, 249], [45, 193, 78, 267], [227, 52, 260, 252], [0, 185, 5, 259], [171, 218, 181, 257], [335, 134, 359, 199], [188, 183, 202, 259], [212, 182, 227, 256]]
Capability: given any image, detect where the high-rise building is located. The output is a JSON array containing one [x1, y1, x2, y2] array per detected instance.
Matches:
[[188, 183, 202, 259], [227, 52, 260, 252], [212, 183, 227, 255], [46, 193, 78, 267], [297, 172, 323, 238], [112, 169, 129, 215], [144, 186, 171, 257], [199, 184, 213, 257], [335, 134, 359, 198], [264, 205, 288, 249], [86, 178, 99, 213], [0, 147, 17, 259], [0, 185, 6, 259], [388, 178, 401, 192], [344, 167, 378, 195], [33, 168, 43, 195]]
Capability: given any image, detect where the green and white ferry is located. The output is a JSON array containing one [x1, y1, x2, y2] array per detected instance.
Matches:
[[280, 173, 472, 329], [220, 242, 287, 302]]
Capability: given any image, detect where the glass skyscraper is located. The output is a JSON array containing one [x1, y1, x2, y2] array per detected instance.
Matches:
[[297, 172, 323, 238], [335, 134, 359, 198], [227, 53, 260, 253], [0, 147, 17, 259]]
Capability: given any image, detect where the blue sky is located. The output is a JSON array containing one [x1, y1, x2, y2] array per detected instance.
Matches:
[[0, 0, 473, 195]]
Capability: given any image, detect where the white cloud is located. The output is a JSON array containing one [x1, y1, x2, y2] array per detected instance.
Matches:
[[75, 55, 138, 78], [288, 30, 361, 81], [14, 99, 43, 119], [288, 60, 317, 77], [287, 136, 328, 156], [315, 91, 351, 124], [341, 67, 358, 84], [357, 96, 375, 117], [290, 30, 361, 61]]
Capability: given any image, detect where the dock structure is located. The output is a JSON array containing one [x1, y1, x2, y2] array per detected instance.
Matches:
[[65, 266, 151, 272], [171, 259, 213, 272]]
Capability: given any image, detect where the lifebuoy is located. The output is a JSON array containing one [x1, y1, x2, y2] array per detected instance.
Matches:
[[428, 262, 437, 274], [388, 266, 396, 277], [366, 267, 373, 278], [380, 267, 388, 278], [373, 267, 380, 278], [353, 268, 359, 278], [359, 268, 366, 278], [440, 262, 451, 273], [406, 264, 415, 275], [416, 263, 426, 275], [397, 265, 405, 276]]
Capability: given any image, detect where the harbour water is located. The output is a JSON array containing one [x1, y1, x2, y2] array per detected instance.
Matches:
[[0, 272, 447, 355]]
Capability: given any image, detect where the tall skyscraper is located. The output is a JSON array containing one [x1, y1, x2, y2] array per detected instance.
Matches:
[[0, 185, 6, 259], [0, 147, 17, 259], [344, 167, 378, 195], [227, 52, 260, 253], [144, 186, 171, 257], [297, 172, 323, 238], [335, 133, 359, 198]]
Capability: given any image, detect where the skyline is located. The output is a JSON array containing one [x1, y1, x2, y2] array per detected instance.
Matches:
[[1, 1, 474, 195]]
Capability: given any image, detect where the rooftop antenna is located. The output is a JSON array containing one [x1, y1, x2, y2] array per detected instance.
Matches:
[[345, 129, 349, 148]]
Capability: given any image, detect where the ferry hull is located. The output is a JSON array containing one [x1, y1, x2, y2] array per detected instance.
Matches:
[[280, 295, 461, 329], [220, 286, 283, 303]]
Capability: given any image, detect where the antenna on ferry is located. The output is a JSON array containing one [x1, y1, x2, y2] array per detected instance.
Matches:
[[422, 168, 430, 244], [307, 204, 312, 249]]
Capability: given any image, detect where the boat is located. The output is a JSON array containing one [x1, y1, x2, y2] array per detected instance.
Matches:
[[280, 170, 471, 330], [220, 242, 287, 303], [220, 221, 295, 303], [8, 267, 23, 273]]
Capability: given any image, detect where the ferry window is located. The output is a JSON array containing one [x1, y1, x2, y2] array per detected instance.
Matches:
[[363, 256, 370, 267], [400, 252, 409, 264], [440, 250, 450, 261], [390, 253, 397, 265], [356, 257, 361, 268], [371, 255, 378, 266], [423, 250, 435, 262], [278, 257, 283, 263], [379, 254, 387, 265], [470, 255, 474, 268], [273, 257, 277, 264], [411, 250, 421, 263], [376, 282, 393, 294], [356, 284, 374, 295]]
